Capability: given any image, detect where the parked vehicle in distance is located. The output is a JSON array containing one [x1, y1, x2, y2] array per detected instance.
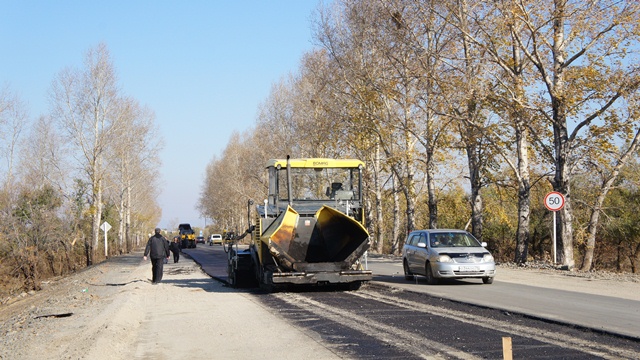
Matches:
[[402, 229, 495, 285], [209, 234, 223, 245], [196, 236, 205, 244]]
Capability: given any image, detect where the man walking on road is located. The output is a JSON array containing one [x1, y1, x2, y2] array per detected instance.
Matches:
[[143, 228, 170, 284], [169, 236, 181, 263]]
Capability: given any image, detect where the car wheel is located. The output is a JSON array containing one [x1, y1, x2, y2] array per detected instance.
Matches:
[[425, 262, 438, 285], [482, 277, 494, 284], [403, 260, 414, 280]]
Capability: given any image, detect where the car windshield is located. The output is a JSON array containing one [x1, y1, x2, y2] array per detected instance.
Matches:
[[430, 232, 481, 248]]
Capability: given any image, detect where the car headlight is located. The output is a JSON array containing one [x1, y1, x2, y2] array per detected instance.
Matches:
[[436, 254, 453, 263], [483, 254, 494, 262]]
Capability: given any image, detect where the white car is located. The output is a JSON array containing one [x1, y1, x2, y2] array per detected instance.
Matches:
[[402, 229, 496, 285], [209, 234, 223, 245]]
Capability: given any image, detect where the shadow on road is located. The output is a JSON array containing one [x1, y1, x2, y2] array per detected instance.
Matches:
[[159, 277, 255, 293]]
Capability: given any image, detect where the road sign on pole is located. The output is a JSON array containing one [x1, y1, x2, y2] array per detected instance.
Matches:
[[544, 192, 565, 264], [544, 191, 565, 211], [100, 221, 112, 232], [101, 222, 112, 258]]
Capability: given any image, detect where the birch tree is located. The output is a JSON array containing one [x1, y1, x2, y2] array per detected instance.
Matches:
[[579, 100, 640, 270], [316, 2, 378, 246], [436, 0, 495, 242], [107, 98, 160, 254], [17, 116, 68, 194], [453, 1, 543, 263], [50, 43, 123, 265], [315, 0, 417, 249], [0, 86, 28, 191], [512, 0, 640, 267]]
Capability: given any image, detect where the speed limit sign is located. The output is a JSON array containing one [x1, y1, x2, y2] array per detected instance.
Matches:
[[544, 192, 565, 211]]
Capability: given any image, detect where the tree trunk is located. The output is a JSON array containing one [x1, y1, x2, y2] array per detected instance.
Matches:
[[514, 120, 531, 264], [466, 141, 484, 242], [581, 128, 640, 270], [510, 39, 531, 264], [632, 243, 640, 274], [404, 156, 416, 235], [456, 0, 485, 242], [118, 189, 125, 255], [391, 174, 401, 255], [557, 192, 574, 267], [125, 181, 132, 253], [469, 185, 483, 241], [373, 144, 384, 254], [91, 177, 103, 262], [85, 235, 93, 266], [616, 239, 623, 272], [551, 3, 574, 268], [552, 119, 575, 267], [426, 148, 438, 229], [580, 181, 609, 271], [514, 183, 531, 263]]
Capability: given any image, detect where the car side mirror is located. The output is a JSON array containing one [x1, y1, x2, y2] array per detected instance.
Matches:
[[481, 242, 487, 247], [417, 242, 427, 248]]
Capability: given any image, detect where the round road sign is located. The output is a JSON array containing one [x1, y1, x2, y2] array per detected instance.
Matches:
[[544, 192, 565, 211]]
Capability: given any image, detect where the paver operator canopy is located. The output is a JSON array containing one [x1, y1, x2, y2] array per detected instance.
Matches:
[[261, 158, 365, 225]]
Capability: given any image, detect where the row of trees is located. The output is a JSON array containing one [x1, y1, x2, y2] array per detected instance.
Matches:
[[199, 0, 640, 273], [0, 44, 162, 295]]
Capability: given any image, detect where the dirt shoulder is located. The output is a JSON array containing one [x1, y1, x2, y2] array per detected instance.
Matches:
[[494, 263, 640, 301], [0, 251, 343, 360]]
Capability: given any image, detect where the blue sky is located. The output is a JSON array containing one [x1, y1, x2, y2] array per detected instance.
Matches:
[[0, 1, 320, 229]]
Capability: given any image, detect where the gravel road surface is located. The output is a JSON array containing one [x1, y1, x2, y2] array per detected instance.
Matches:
[[1, 250, 638, 359], [0, 252, 341, 360]]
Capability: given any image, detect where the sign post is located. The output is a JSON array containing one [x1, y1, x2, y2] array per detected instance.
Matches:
[[100, 221, 112, 258], [544, 192, 565, 264]]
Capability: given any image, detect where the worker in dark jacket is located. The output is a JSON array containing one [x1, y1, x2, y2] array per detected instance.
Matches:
[[143, 228, 170, 284], [169, 236, 181, 263]]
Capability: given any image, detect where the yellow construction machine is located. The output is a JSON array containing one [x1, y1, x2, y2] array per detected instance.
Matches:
[[178, 223, 196, 249], [227, 157, 371, 291]]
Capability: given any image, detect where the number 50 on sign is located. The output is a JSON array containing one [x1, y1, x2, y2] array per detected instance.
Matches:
[[544, 192, 565, 212]]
